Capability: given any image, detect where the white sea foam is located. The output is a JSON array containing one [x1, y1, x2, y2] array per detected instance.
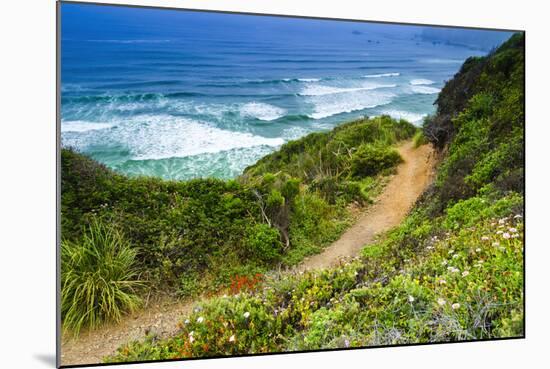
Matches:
[[62, 115, 285, 160], [239, 102, 286, 121], [410, 85, 441, 94], [61, 121, 115, 133], [299, 83, 396, 97], [297, 78, 321, 82], [363, 72, 400, 78], [282, 126, 312, 141], [379, 110, 427, 124], [307, 90, 395, 119], [410, 78, 435, 85]]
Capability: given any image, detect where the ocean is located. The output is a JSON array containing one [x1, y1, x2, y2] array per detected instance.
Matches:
[[60, 4, 508, 180]]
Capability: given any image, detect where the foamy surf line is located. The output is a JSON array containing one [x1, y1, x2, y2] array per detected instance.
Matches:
[[61, 121, 116, 133], [410, 85, 441, 94], [379, 110, 427, 124], [410, 78, 435, 85], [62, 115, 285, 161], [307, 92, 395, 119], [299, 83, 397, 96], [363, 72, 400, 78], [240, 102, 286, 121]]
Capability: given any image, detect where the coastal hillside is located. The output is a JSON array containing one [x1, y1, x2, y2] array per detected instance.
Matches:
[[106, 33, 524, 361], [61, 114, 417, 335]]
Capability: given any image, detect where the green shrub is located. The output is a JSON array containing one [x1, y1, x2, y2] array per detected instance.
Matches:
[[284, 193, 350, 265], [179, 271, 201, 298], [244, 223, 283, 264], [412, 130, 428, 148], [350, 144, 402, 178], [61, 218, 142, 334]]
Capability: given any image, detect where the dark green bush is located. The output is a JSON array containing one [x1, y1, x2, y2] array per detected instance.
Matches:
[[350, 144, 402, 178]]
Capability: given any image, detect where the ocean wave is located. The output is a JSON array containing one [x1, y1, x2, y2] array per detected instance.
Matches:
[[296, 78, 321, 82], [61, 121, 116, 133], [61, 115, 285, 161], [95, 80, 182, 89], [410, 79, 435, 85], [199, 77, 323, 88], [411, 85, 441, 94], [306, 91, 395, 119], [363, 72, 400, 78], [299, 83, 396, 97], [115, 145, 277, 181], [239, 102, 286, 121], [379, 110, 427, 124]]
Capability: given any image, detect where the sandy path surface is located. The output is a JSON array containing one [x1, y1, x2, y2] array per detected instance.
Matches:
[[296, 141, 435, 271], [61, 141, 435, 366], [61, 295, 195, 366]]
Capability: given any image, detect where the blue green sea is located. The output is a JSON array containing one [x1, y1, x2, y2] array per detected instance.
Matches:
[[61, 3, 511, 180]]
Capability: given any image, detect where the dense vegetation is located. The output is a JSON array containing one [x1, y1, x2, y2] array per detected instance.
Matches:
[[61, 115, 416, 331], [107, 33, 524, 361]]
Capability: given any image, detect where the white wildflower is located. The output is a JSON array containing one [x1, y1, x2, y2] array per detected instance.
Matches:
[[452, 303, 461, 310], [441, 260, 448, 266], [184, 319, 190, 325], [503, 232, 511, 239], [452, 254, 460, 259], [408, 295, 415, 303], [481, 236, 490, 241], [243, 311, 250, 319], [475, 248, 482, 252], [509, 227, 518, 233], [462, 270, 470, 277], [496, 230, 503, 235], [229, 335, 235, 343], [437, 298, 446, 306], [197, 316, 204, 323], [189, 335, 195, 343], [439, 279, 447, 285]]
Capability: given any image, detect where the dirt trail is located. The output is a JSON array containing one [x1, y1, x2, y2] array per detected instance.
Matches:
[[296, 141, 435, 271], [61, 295, 195, 366], [61, 140, 435, 366]]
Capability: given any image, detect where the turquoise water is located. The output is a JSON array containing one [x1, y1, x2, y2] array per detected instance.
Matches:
[[61, 4, 510, 180]]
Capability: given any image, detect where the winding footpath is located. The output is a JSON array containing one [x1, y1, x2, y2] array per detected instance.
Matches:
[[61, 140, 435, 366], [296, 141, 435, 271]]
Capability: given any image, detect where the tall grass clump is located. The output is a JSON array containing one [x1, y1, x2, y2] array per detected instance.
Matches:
[[61, 218, 143, 335]]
